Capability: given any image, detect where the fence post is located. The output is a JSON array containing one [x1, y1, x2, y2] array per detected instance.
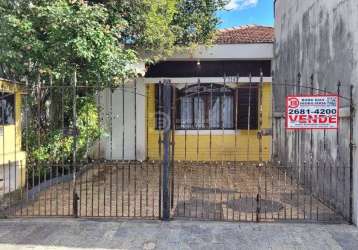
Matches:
[[162, 80, 171, 221], [256, 70, 264, 222], [171, 82, 176, 209], [349, 84, 354, 224], [296, 72, 301, 168], [72, 69, 79, 218]]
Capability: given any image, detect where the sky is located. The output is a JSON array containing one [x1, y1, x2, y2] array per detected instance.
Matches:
[[218, 0, 274, 29]]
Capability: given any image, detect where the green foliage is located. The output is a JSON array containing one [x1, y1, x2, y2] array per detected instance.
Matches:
[[0, 0, 137, 85], [91, 0, 178, 61], [0, 0, 227, 82], [1, 0, 228, 170], [27, 96, 103, 163], [91, 0, 228, 61], [172, 0, 228, 45], [135, 0, 178, 59]]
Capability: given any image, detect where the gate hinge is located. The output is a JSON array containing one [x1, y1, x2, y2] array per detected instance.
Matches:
[[158, 140, 175, 146]]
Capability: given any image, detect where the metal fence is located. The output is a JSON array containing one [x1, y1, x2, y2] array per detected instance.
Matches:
[[0, 73, 353, 223], [1, 77, 162, 219], [271, 74, 354, 223], [171, 162, 345, 222]]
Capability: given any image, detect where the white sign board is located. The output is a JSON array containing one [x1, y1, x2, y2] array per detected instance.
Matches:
[[286, 95, 339, 129]]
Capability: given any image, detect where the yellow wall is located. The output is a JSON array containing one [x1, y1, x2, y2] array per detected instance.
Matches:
[[147, 83, 272, 162], [0, 79, 26, 188]]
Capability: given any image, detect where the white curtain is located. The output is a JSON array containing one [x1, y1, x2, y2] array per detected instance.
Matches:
[[223, 96, 234, 128], [180, 96, 193, 129], [209, 96, 220, 128], [194, 96, 205, 128], [179, 85, 234, 129], [0, 96, 15, 125]]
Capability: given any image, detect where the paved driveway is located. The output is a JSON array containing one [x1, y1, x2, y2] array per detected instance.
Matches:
[[10, 162, 342, 223], [0, 219, 357, 250]]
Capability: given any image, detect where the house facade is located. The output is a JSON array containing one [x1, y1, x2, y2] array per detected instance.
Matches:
[[99, 25, 274, 162], [0, 79, 26, 194]]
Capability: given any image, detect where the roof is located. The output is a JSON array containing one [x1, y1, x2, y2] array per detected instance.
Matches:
[[0, 78, 25, 92], [215, 25, 274, 44], [0, 78, 20, 86]]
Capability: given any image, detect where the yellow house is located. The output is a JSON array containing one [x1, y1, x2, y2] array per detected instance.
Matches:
[[0, 78, 26, 194], [146, 82, 272, 162], [98, 25, 274, 162]]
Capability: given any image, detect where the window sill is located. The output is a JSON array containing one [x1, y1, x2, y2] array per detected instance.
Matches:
[[174, 130, 257, 135]]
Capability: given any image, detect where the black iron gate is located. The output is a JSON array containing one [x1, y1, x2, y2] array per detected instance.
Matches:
[[0, 76, 163, 219], [0, 73, 354, 223], [161, 73, 354, 223]]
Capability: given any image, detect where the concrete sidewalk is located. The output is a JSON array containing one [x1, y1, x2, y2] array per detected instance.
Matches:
[[0, 219, 357, 250]]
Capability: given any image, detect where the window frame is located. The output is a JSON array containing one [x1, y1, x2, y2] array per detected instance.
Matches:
[[154, 83, 259, 131], [176, 83, 236, 130], [0, 91, 16, 126]]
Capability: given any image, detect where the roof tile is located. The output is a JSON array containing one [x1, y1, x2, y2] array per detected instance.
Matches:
[[215, 25, 274, 44]]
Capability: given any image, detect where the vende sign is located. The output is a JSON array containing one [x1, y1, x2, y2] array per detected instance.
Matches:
[[286, 95, 339, 129]]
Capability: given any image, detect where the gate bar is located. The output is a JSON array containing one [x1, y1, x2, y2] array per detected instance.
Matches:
[[162, 80, 171, 220], [72, 69, 79, 218], [349, 84, 354, 224]]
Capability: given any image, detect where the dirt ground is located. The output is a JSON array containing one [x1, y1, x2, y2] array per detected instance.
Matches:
[[7, 161, 344, 223]]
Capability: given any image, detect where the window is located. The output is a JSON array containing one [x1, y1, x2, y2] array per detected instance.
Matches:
[[154, 83, 176, 129], [155, 83, 258, 130], [0, 92, 15, 125], [237, 85, 258, 129], [178, 84, 235, 129]]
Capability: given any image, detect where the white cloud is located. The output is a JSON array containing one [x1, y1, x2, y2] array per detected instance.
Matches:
[[225, 0, 259, 10]]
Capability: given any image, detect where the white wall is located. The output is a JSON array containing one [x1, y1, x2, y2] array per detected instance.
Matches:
[[99, 79, 146, 161], [0, 162, 22, 194], [144, 77, 272, 85], [169, 43, 273, 60], [274, 0, 358, 224]]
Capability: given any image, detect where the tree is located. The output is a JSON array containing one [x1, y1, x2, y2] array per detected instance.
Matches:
[[173, 0, 227, 45], [0, 0, 228, 81], [0, 0, 228, 163], [0, 0, 137, 85], [88, 0, 228, 61]]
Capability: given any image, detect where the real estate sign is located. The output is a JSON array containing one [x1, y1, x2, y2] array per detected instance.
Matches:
[[286, 95, 339, 129]]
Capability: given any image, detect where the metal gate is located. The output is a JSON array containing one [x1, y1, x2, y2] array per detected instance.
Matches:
[[0, 77, 162, 219], [0, 73, 353, 223], [164, 73, 353, 223]]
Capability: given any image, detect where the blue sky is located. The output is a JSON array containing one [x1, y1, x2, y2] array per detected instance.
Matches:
[[217, 0, 274, 28]]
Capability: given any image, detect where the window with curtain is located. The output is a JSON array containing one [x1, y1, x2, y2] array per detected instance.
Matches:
[[0, 92, 15, 125], [155, 83, 258, 130], [178, 84, 236, 129]]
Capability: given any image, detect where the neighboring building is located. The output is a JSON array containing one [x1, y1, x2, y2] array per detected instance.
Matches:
[[99, 25, 274, 162], [274, 0, 358, 224], [0, 79, 26, 194]]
